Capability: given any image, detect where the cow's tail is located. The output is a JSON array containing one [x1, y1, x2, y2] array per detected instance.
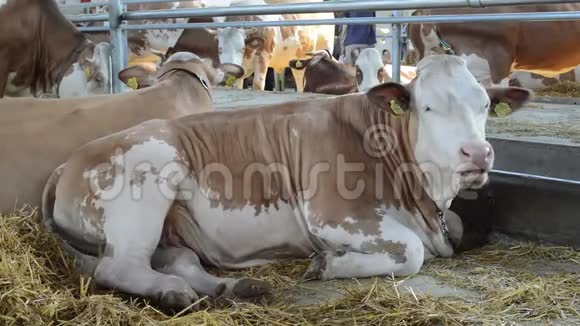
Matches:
[[42, 163, 100, 276]]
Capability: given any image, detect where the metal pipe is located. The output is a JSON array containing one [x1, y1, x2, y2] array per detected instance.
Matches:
[[78, 26, 111, 32], [391, 11, 402, 83], [59, 1, 110, 10], [120, 10, 580, 30], [110, 0, 128, 94], [123, 0, 192, 3], [122, 0, 580, 20], [490, 170, 580, 186], [66, 14, 109, 23]]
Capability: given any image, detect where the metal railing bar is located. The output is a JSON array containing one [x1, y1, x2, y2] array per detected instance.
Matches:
[[122, 0, 580, 21], [119, 11, 580, 30]]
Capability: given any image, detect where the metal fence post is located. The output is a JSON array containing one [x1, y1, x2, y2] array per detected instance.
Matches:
[[109, 0, 127, 94], [391, 10, 401, 83]]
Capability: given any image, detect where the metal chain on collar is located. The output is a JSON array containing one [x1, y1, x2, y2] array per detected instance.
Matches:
[[437, 208, 450, 239], [433, 24, 456, 55]]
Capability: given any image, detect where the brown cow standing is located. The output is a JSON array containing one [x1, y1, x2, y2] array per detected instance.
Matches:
[[409, 4, 580, 87], [0, 0, 111, 98]]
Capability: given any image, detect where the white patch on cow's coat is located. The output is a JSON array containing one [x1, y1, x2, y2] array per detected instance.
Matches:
[[182, 185, 314, 268], [216, 27, 246, 67], [54, 136, 184, 256], [355, 48, 387, 92], [95, 138, 183, 254]]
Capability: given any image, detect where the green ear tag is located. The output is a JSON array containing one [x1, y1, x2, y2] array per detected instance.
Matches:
[[127, 77, 139, 90], [493, 102, 512, 117], [225, 75, 237, 87], [390, 99, 404, 115]]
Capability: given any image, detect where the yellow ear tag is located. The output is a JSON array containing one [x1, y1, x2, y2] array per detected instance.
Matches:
[[295, 60, 303, 68], [390, 99, 404, 115], [127, 77, 139, 90], [225, 75, 237, 87], [84, 66, 91, 79], [493, 102, 512, 117]]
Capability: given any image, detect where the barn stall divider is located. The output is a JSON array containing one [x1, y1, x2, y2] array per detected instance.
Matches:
[[59, 0, 580, 249]]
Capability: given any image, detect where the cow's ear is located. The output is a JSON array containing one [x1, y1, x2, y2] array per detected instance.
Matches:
[[289, 58, 311, 70], [118, 65, 157, 90], [214, 63, 245, 86], [245, 36, 265, 49], [367, 82, 411, 115], [486, 86, 533, 115]]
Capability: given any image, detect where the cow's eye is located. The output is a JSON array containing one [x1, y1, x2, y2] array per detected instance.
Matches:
[[424, 106, 431, 112]]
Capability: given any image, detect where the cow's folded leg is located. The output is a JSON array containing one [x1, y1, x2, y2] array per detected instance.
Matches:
[[304, 217, 425, 280], [94, 253, 198, 312], [152, 246, 272, 303]]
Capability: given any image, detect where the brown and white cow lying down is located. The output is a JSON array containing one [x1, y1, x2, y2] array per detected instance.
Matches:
[[0, 52, 243, 214], [0, 0, 111, 98], [409, 4, 580, 88], [42, 55, 532, 312], [288, 48, 390, 95]]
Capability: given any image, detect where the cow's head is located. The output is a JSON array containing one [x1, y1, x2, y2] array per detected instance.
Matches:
[[366, 54, 532, 204], [118, 51, 244, 90], [355, 48, 390, 92], [59, 42, 112, 97], [205, 27, 265, 72], [288, 49, 333, 71]]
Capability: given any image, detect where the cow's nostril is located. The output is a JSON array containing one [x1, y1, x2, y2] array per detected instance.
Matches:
[[460, 147, 470, 158]]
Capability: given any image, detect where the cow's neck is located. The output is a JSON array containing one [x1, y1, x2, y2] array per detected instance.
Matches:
[[33, 1, 90, 96], [157, 69, 213, 106], [337, 95, 448, 240]]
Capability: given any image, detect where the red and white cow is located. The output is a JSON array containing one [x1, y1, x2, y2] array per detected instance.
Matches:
[[42, 55, 532, 312]]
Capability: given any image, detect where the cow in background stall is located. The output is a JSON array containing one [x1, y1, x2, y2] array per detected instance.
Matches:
[[409, 4, 580, 90], [204, 0, 335, 91], [0, 0, 111, 98], [289, 48, 416, 95]]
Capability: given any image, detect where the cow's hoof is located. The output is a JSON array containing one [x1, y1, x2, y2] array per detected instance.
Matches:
[[232, 278, 273, 304], [159, 288, 199, 313], [303, 253, 327, 281]]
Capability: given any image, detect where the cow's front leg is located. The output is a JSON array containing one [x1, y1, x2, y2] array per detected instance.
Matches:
[[304, 216, 425, 280], [252, 54, 270, 91], [290, 67, 305, 93]]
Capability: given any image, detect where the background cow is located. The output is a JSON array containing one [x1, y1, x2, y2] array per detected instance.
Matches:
[[409, 4, 580, 88], [0, 52, 243, 214], [0, 0, 111, 98]]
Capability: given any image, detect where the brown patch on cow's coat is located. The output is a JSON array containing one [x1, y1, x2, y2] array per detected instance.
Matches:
[[361, 238, 407, 264]]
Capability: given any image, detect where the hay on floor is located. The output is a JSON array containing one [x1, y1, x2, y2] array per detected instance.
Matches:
[[536, 81, 580, 98], [1, 209, 579, 325]]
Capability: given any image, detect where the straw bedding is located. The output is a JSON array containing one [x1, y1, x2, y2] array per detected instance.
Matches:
[[1, 207, 579, 325], [535, 81, 580, 98]]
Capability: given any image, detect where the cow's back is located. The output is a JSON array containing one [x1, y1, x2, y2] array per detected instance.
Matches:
[[0, 81, 211, 213]]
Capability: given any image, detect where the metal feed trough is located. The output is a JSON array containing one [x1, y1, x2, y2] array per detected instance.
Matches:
[[61, 0, 580, 249]]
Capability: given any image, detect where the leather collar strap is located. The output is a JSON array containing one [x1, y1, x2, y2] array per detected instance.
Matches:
[[156, 67, 212, 102], [433, 24, 456, 55]]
